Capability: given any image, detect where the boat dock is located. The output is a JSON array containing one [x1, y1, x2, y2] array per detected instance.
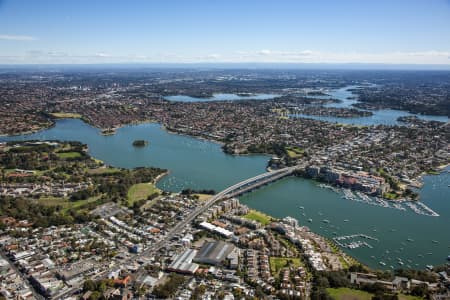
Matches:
[[339, 188, 439, 217], [404, 201, 439, 217], [333, 233, 378, 249]]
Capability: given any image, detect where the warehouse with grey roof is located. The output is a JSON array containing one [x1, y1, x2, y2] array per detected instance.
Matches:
[[194, 240, 235, 266]]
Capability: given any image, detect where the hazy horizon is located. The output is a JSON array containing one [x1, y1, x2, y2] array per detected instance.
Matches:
[[2, 62, 450, 71]]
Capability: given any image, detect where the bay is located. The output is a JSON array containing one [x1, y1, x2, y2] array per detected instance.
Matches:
[[1, 118, 449, 270], [0, 119, 270, 192], [293, 86, 449, 126]]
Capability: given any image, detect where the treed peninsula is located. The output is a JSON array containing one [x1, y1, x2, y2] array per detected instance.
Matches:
[[132, 139, 149, 147]]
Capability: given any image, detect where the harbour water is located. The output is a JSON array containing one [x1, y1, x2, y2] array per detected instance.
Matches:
[[0, 119, 270, 192], [239, 174, 450, 270], [1, 118, 449, 270], [293, 86, 449, 126]]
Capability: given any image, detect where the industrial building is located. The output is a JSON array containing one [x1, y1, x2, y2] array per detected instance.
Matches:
[[57, 259, 97, 281], [199, 221, 233, 238], [194, 241, 235, 266], [167, 249, 199, 274]]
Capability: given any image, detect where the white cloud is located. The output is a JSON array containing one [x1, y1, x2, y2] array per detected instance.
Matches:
[[206, 53, 221, 59], [26, 50, 44, 56], [0, 34, 37, 41], [300, 50, 314, 55], [47, 51, 69, 57], [1, 49, 450, 65], [95, 52, 111, 58], [227, 49, 450, 64], [401, 50, 450, 57], [258, 49, 272, 55], [257, 49, 315, 57]]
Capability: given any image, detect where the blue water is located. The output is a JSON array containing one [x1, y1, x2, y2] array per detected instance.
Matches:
[[164, 93, 280, 102], [0, 119, 270, 192], [240, 170, 450, 270], [1, 119, 449, 270], [293, 86, 449, 126]]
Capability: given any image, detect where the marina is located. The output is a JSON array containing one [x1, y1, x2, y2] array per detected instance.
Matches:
[[241, 172, 450, 270], [405, 201, 440, 217], [334, 186, 440, 217], [333, 234, 378, 249]]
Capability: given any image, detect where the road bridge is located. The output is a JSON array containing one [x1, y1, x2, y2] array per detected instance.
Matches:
[[137, 166, 300, 258], [55, 166, 301, 298]]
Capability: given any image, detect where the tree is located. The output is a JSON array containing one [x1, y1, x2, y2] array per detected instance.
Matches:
[[310, 288, 333, 300], [89, 291, 101, 300], [98, 281, 107, 293], [83, 279, 96, 291], [315, 276, 330, 288], [191, 285, 207, 300], [410, 283, 428, 297]]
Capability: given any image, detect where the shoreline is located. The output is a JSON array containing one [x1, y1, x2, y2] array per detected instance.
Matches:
[[99, 119, 155, 136], [2, 117, 447, 203], [0, 117, 156, 139], [436, 163, 450, 172], [162, 125, 225, 146], [243, 206, 364, 271], [1, 118, 446, 272], [0, 120, 56, 138], [153, 170, 170, 186], [417, 163, 450, 184]]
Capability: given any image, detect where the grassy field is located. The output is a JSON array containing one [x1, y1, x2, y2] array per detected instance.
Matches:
[[383, 192, 400, 200], [276, 235, 299, 256], [38, 195, 102, 212], [193, 193, 212, 201], [327, 288, 422, 300], [327, 288, 372, 300], [127, 183, 160, 205], [243, 210, 272, 225], [56, 151, 82, 159], [426, 170, 440, 175], [269, 257, 302, 276], [87, 167, 121, 175], [285, 146, 304, 159], [50, 112, 82, 119]]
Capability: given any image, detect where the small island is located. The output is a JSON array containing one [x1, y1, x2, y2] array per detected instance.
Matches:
[[101, 128, 116, 136], [132, 139, 149, 147]]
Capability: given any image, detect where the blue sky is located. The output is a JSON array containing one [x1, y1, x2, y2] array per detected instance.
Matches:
[[1, 0, 450, 64]]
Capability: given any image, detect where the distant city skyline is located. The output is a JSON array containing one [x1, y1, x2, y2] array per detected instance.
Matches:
[[1, 0, 450, 65]]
